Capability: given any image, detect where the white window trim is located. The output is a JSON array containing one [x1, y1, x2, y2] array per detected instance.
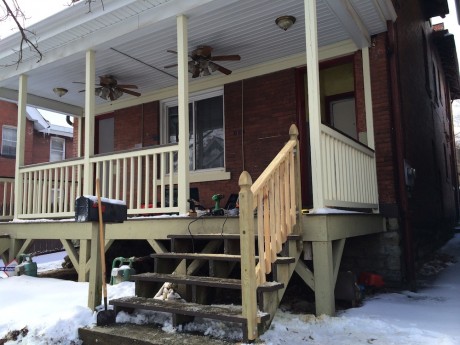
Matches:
[[50, 136, 66, 162], [1, 125, 17, 157], [160, 87, 229, 180]]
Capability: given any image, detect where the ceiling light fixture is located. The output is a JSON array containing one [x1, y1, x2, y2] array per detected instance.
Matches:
[[53, 87, 68, 97], [275, 15, 296, 31]]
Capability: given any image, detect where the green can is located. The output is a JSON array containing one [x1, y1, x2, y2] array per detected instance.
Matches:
[[15, 254, 38, 277]]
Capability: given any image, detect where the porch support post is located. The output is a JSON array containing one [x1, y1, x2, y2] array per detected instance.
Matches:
[[176, 14, 190, 214], [362, 47, 375, 150], [304, 0, 324, 209], [13, 74, 27, 219], [83, 50, 96, 196], [312, 241, 335, 316], [88, 222, 102, 310]]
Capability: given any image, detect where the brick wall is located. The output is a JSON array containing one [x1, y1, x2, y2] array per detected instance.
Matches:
[[106, 70, 297, 207]]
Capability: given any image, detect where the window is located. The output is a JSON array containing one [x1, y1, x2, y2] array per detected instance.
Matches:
[[50, 137, 65, 162], [163, 89, 224, 171], [1, 126, 17, 157]]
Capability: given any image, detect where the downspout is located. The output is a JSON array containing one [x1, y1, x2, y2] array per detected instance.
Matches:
[[387, 21, 416, 289]]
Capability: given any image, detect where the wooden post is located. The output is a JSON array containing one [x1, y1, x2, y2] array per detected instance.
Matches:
[[239, 171, 258, 341], [14, 74, 27, 219], [290, 124, 303, 234], [83, 50, 95, 196], [312, 241, 335, 316], [88, 222, 102, 310], [304, 0, 324, 210], [176, 14, 190, 215], [78, 239, 90, 282]]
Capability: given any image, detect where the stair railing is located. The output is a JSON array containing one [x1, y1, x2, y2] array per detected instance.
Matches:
[[239, 124, 301, 341]]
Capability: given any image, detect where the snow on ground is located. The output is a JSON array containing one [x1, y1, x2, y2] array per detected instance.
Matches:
[[0, 234, 459, 344]]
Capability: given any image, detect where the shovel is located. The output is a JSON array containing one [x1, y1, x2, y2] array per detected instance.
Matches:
[[95, 178, 117, 326]]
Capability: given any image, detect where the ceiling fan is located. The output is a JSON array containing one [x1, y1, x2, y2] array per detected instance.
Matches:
[[74, 75, 141, 101], [164, 45, 241, 78]]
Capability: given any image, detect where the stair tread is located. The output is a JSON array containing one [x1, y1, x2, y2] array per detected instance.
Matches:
[[132, 272, 284, 291], [110, 296, 269, 324], [168, 233, 301, 240], [150, 252, 295, 264]]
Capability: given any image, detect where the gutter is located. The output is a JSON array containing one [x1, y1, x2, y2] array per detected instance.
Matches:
[[387, 21, 416, 289]]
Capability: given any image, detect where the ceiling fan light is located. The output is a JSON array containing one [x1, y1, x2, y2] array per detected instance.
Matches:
[[94, 87, 102, 97], [113, 88, 123, 100], [275, 15, 296, 31], [53, 87, 68, 97], [100, 88, 110, 100], [202, 67, 211, 76]]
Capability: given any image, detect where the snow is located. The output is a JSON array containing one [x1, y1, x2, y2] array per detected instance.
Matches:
[[0, 234, 459, 344]]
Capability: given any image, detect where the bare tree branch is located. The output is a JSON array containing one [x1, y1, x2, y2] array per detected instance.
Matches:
[[0, 0, 105, 67], [1, 0, 42, 67]]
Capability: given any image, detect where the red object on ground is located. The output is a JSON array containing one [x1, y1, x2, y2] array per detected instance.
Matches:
[[358, 272, 385, 288]]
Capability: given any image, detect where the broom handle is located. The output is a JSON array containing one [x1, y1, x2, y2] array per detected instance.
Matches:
[[96, 178, 108, 309]]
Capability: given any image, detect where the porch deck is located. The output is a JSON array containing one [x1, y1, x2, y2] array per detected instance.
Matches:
[[0, 212, 384, 316]]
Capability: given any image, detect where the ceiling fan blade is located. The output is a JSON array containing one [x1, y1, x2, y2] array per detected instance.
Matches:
[[210, 55, 241, 61], [164, 63, 178, 69], [116, 84, 138, 89], [119, 88, 141, 97], [209, 62, 232, 75], [167, 49, 178, 54], [73, 81, 85, 84]]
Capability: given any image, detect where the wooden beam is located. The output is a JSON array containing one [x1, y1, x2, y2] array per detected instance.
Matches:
[[60, 239, 79, 271], [146, 239, 167, 254], [17, 239, 33, 257], [332, 239, 346, 285], [295, 260, 315, 290]]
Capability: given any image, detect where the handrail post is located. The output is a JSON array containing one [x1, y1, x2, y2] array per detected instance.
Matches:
[[289, 124, 303, 234], [239, 171, 258, 341]]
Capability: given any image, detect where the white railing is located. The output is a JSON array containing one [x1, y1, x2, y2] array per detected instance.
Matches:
[[0, 177, 14, 220], [90, 144, 180, 215], [238, 124, 301, 341], [320, 124, 378, 209], [18, 159, 84, 219]]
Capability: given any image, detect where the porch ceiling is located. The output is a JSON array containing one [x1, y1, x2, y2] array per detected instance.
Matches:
[[0, 0, 395, 116]]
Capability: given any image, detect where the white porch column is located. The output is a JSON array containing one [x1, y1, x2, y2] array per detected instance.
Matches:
[[177, 14, 190, 214], [83, 50, 96, 196], [13, 74, 27, 219], [304, 0, 324, 209], [362, 47, 375, 150]]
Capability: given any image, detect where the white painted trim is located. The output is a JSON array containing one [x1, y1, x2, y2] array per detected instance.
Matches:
[[83, 50, 95, 196], [323, 0, 370, 48], [14, 75, 27, 219], [176, 14, 190, 215], [304, 0, 324, 210], [362, 47, 375, 150]]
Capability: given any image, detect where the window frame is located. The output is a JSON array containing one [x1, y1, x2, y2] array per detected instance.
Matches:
[[161, 87, 226, 173], [1, 125, 17, 158], [50, 136, 66, 162]]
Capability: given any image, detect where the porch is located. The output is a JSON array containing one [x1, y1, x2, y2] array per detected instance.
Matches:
[[0, 0, 395, 340]]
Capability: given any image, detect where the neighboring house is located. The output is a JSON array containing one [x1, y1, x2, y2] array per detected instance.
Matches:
[[0, 0, 459, 340], [0, 101, 74, 251]]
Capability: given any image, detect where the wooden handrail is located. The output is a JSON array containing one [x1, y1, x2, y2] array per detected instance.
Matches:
[[238, 124, 301, 341]]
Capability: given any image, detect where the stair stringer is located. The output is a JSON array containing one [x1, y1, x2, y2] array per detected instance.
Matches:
[[258, 236, 303, 332]]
